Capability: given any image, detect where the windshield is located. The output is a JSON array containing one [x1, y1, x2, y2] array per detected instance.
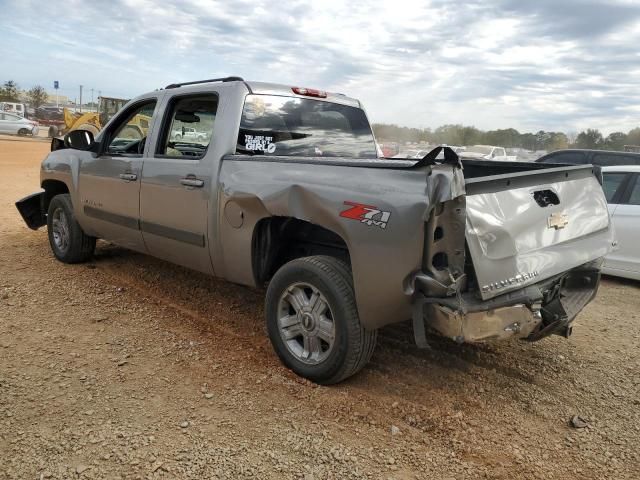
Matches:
[[237, 94, 377, 158], [465, 145, 493, 155]]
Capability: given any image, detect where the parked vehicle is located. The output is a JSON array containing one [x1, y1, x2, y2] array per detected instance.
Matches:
[[460, 145, 516, 161], [172, 126, 207, 142], [600, 166, 640, 280], [0, 112, 39, 136], [536, 149, 640, 166], [391, 149, 430, 159], [16, 77, 615, 384], [0, 102, 27, 117]]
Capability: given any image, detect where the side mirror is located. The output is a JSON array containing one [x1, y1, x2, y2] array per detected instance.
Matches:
[[64, 129, 95, 151]]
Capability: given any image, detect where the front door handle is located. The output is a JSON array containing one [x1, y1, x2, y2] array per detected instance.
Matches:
[[119, 173, 137, 181], [180, 176, 204, 188]]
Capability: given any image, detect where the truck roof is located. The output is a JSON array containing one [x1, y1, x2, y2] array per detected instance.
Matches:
[[163, 76, 361, 108]]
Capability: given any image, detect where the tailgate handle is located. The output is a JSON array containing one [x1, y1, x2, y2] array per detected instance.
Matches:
[[533, 189, 559, 207], [180, 176, 204, 188], [119, 173, 137, 181]]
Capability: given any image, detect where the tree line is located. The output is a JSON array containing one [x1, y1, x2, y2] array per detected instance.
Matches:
[[0, 80, 48, 109], [373, 123, 640, 152]]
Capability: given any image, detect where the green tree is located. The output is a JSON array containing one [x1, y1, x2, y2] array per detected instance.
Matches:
[[603, 132, 627, 151], [0, 80, 20, 102], [575, 129, 604, 149], [626, 127, 640, 147], [26, 85, 48, 109]]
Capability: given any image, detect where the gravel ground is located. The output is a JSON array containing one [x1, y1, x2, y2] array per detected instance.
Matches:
[[0, 137, 638, 479]]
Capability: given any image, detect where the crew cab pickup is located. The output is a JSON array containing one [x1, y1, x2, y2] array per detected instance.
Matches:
[[16, 77, 615, 384]]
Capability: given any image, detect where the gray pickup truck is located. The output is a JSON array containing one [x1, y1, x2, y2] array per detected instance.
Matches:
[[16, 77, 615, 384]]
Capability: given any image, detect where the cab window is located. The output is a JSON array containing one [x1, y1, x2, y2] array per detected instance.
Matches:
[[236, 94, 377, 158], [602, 173, 628, 203], [625, 176, 640, 205], [106, 101, 157, 155], [156, 94, 218, 159]]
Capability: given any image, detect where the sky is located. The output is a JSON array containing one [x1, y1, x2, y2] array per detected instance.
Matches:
[[1, 0, 640, 135]]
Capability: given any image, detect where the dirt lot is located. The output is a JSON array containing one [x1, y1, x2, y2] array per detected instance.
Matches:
[[0, 136, 638, 479]]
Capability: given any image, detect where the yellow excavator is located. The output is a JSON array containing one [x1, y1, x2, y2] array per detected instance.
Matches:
[[57, 96, 150, 139]]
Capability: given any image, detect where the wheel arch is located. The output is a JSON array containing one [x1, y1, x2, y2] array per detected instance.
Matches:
[[251, 216, 351, 285], [41, 179, 70, 213]]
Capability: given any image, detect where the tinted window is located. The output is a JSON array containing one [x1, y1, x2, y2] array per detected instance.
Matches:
[[539, 151, 586, 164], [626, 176, 640, 206], [237, 94, 377, 158], [602, 173, 628, 203], [157, 94, 218, 159], [107, 101, 157, 155], [592, 153, 640, 166]]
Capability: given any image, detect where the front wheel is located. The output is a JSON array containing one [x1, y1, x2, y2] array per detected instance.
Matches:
[[265, 256, 377, 384], [47, 194, 96, 263]]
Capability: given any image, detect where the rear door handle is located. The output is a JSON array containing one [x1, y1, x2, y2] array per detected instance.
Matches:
[[180, 177, 204, 188], [119, 173, 137, 181]]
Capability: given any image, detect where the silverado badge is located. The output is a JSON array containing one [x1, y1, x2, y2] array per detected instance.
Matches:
[[547, 212, 569, 230]]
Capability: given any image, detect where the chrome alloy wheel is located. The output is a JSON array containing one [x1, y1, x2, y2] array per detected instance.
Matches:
[[277, 282, 336, 365], [51, 207, 70, 253]]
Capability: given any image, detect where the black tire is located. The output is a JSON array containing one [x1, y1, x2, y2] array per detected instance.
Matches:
[[265, 256, 377, 384], [47, 194, 96, 263], [18, 128, 28, 136]]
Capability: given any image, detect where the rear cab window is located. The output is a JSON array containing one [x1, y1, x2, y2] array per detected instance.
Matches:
[[236, 94, 377, 158]]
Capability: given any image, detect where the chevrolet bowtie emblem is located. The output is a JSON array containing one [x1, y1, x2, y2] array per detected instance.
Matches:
[[548, 212, 569, 230]]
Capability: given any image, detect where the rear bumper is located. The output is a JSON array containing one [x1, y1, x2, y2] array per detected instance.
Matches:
[[15, 191, 46, 230], [413, 260, 602, 343]]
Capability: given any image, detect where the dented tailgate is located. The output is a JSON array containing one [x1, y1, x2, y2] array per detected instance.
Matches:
[[464, 165, 615, 300]]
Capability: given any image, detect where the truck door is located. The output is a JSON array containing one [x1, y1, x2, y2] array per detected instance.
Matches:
[[139, 93, 219, 274], [78, 98, 159, 252]]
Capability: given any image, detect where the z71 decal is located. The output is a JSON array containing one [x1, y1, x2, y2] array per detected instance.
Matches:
[[340, 201, 391, 229]]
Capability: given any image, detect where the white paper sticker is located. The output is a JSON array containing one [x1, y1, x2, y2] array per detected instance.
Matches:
[[245, 134, 276, 153]]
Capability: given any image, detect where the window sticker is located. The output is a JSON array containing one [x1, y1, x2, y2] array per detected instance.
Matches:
[[245, 134, 276, 153]]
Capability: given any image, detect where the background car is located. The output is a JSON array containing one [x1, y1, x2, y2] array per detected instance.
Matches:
[[536, 149, 640, 166], [600, 165, 640, 280], [0, 112, 39, 136], [391, 149, 430, 159]]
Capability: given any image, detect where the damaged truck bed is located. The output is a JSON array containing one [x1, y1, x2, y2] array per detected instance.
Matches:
[[16, 77, 615, 384]]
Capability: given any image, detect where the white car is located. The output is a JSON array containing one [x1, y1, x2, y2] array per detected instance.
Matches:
[[0, 112, 39, 136], [461, 145, 517, 161], [601, 166, 640, 280]]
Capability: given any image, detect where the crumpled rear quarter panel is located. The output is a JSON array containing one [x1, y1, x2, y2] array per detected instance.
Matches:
[[216, 157, 464, 329]]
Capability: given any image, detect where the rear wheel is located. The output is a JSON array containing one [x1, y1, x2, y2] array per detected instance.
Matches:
[[265, 256, 377, 384], [47, 194, 96, 263]]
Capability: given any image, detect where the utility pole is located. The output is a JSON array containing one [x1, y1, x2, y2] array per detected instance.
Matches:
[[91, 88, 94, 112], [79, 85, 83, 113]]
